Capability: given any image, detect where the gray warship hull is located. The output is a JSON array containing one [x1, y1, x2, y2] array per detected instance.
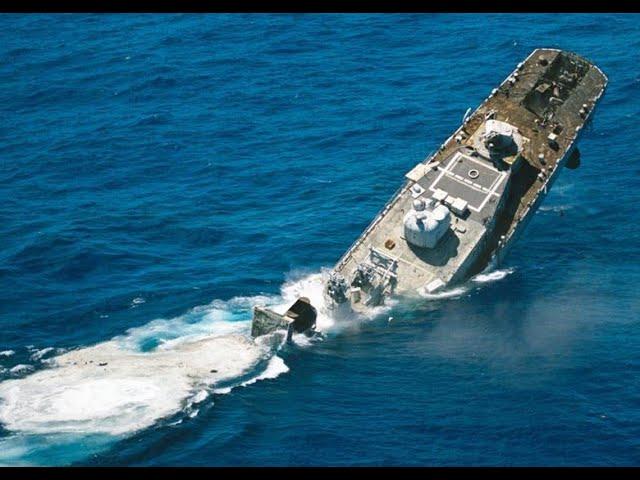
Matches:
[[252, 48, 607, 335]]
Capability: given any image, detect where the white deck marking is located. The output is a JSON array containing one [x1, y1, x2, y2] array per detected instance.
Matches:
[[487, 165, 507, 191], [428, 152, 459, 188], [428, 152, 507, 212], [476, 166, 507, 212]]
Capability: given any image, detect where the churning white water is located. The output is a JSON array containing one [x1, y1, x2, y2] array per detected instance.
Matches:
[[0, 266, 511, 445]]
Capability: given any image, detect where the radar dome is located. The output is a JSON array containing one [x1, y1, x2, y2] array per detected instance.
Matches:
[[403, 200, 451, 249]]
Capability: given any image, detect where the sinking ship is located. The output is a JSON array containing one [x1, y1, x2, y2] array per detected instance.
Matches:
[[252, 48, 607, 338]]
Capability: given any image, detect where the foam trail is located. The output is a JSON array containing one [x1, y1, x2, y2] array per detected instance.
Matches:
[[0, 302, 286, 442], [241, 355, 290, 387], [0, 333, 282, 435], [0, 266, 511, 465], [418, 265, 515, 299], [8, 365, 34, 375], [539, 204, 573, 213], [29, 347, 55, 362], [0, 270, 346, 458], [472, 268, 514, 283], [418, 285, 469, 300]]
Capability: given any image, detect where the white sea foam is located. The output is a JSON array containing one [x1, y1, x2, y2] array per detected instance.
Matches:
[[0, 265, 512, 443], [212, 386, 232, 395], [539, 204, 573, 213], [240, 355, 290, 387], [192, 389, 209, 404], [29, 347, 55, 362], [130, 297, 146, 307], [0, 350, 15, 358], [0, 334, 276, 435], [472, 268, 514, 283], [418, 285, 469, 300], [0, 272, 333, 438], [8, 365, 34, 375], [418, 266, 515, 299]]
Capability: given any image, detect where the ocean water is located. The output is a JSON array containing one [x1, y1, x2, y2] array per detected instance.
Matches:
[[0, 13, 639, 466]]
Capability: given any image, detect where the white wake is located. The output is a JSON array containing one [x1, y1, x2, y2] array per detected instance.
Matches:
[[418, 267, 515, 299], [0, 264, 512, 463], [0, 271, 342, 439]]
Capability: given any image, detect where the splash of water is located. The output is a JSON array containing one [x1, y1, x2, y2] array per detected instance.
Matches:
[[0, 334, 275, 436], [417, 267, 515, 299], [0, 265, 513, 464], [472, 268, 515, 284], [0, 271, 341, 446]]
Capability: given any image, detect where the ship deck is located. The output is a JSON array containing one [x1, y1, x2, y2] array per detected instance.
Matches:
[[417, 149, 508, 220], [333, 48, 607, 298], [338, 147, 510, 295]]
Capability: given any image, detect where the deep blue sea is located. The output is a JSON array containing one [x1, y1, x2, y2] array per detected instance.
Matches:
[[0, 13, 639, 466]]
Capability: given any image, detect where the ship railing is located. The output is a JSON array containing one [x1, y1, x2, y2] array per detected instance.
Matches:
[[500, 76, 606, 248], [335, 144, 453, 271], [333, 49, 519, 273], [337, 49, 607, 271]]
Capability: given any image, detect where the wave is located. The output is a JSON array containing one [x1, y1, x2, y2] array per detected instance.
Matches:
[[7, 365, 34, 376], [472, 268, 515, 284], [0, 334, 278, 436], [0, 264, 513, 464], [0, 271, 338, 442], [539, 204, 574, 213], [417, 265, 514, 300], [418, 285, 469, 300], [29, 347, 58, 362], [1, 317, 277, 438]]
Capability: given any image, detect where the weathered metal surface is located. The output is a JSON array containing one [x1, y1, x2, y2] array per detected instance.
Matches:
[[325, 48, 607, 311], [251, 306, 292, 338], [251, 298, 317, 339]]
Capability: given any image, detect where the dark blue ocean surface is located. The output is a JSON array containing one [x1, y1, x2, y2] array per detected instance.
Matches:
[[0, 13, 639, 466]]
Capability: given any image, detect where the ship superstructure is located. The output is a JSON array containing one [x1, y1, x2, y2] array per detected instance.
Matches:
[[252, 48, 607, 335]]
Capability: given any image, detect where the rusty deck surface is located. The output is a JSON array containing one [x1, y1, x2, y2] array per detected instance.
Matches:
[[332, 48, 607, 298]]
